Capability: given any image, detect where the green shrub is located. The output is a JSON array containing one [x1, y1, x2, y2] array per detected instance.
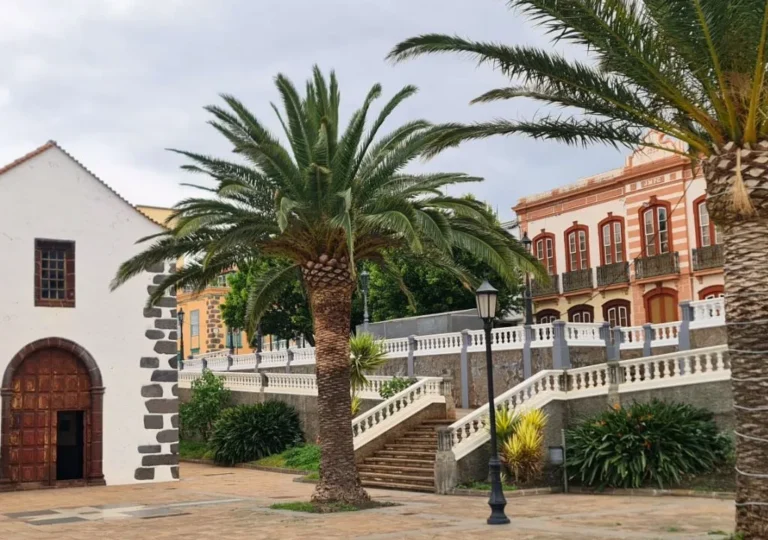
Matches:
[[209, 401, 303, 465], [566, 400, 731, 489], [283, 444, 321, 471], [379, 376, 417, 399], [179, 370, 231, 442], [349, 333, 388, 391], [499, 409, 547, 484]]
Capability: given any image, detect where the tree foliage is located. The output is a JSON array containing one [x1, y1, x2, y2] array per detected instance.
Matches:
[[179, 370, 231, 442]]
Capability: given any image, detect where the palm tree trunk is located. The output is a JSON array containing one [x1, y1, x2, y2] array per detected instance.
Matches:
[[307, 282, 369, 504], [723, 218, 768, 537], [706, 143, 768, 537]]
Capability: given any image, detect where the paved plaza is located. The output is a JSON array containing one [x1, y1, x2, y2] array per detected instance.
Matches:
[[0, 463, 734, 539]]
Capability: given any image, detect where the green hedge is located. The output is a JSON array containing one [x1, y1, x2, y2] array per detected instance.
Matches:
[[566, 400, 732, 489], [209, 401, 303, 465]]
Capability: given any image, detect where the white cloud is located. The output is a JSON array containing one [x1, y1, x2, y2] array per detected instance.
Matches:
[[1, 0, 629, 221]]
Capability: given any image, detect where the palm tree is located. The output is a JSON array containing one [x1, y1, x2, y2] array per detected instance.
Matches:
[[390, 1, 768, 534], [112, 67, 535, 504]]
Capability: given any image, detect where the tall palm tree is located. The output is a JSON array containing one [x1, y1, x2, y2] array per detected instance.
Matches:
[[112, 67, 535, 504], [390, 1, 768, 534]]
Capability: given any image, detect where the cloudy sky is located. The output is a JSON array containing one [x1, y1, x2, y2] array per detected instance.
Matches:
[[1, 0, 630, 222]]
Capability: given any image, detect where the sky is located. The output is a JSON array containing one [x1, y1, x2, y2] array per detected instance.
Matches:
[[1, 0, 630, 222]]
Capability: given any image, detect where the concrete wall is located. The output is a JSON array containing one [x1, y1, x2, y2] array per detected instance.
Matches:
[[360, 309, 483, 339]]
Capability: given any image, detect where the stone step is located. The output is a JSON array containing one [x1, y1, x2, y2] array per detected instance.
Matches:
[[398, 435, 437, 443], [376, 450, 436, 459], [360, 480, 435, 493], [362, 457, 434, 468], [420, 419, 454, 425], [359, 471, 435, 486], [358, 464, 433, 476], [385, 443, 436, 451]]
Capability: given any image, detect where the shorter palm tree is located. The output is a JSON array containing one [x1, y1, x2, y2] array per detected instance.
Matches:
[[112, 67, 536, 503]]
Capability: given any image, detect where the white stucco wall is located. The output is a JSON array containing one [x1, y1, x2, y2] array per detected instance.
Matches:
[[0, 146, 175, 485]]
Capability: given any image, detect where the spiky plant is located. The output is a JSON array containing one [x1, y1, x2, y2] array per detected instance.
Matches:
[[391, 2, 768, 533], [112, 67, 536, 504], [349, 333, 388, 392]]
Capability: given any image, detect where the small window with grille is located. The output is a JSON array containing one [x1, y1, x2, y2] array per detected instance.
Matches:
[[35, 240, 75, 307]]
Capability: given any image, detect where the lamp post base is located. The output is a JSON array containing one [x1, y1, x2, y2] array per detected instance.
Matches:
[[486, 456, 509, 525]]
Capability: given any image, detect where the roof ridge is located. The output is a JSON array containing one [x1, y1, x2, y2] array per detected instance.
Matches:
[[0, 141, 168, 229]]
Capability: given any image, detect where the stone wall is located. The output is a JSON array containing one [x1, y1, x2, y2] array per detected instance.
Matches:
[[691, 327, 728, 349], [136, 261, 180, 482], [569, 346, 610, 369]]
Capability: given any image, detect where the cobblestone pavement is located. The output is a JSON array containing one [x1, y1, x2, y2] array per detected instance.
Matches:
[[0, 463, 734, 539]]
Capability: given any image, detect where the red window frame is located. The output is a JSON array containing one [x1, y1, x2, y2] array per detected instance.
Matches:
[[693, 195, 720, 248], [698, 285, 724, 300], [34, 239, 76, 308], [597, 215, 625, 266], [567, 305, 594, 323], [535, 309, 560, 323], [602, 299, 631, 327], [563, 224, 590, 272], [639, 199, 672, 257], [532, 232, 557, 275]]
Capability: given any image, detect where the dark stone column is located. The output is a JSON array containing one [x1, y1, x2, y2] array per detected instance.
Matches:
[[88, 386, 106, 485]]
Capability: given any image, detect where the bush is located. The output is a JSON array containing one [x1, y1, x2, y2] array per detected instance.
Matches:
[[209, 401, 303, 465], [349, 333, 388, 391], [379, 376, 417, 399], [497, 409, 547, 484], [180, 370, 231, 442], [566, 400, 731, 489]]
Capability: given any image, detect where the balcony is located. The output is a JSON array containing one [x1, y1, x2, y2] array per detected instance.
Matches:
[[562, 268, 593, 293], [597, 262, 630, 287], [692, 244, 723, 271], [635, 252, 680, 280], [532, 275, 559, 297]]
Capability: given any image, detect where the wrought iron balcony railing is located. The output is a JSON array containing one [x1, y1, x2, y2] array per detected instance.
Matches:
[[531, 275, 559, 297], [597, 262, 630, 286], [692, 244, 724, 271], [562, 268, 594, 293], [635, 252, 680, 280]]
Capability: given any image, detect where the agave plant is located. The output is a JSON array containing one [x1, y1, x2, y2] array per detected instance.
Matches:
[[112, 67, 536, 504], [392, 2, 768, 533], [349, 333, 388, 392]]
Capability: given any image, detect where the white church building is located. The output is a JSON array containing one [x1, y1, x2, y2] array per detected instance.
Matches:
[[0, 141, 179, 489]]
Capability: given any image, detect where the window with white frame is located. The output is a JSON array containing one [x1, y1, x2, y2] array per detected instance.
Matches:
[[190, 309, 200, 337]]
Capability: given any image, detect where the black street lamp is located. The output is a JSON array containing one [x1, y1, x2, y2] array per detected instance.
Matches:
[[522, 232, 534, 326], [228, 326, 235, 354], [360, 270, 370, 333], [475, 280, 510, 525], [177, 309, 185, 364]]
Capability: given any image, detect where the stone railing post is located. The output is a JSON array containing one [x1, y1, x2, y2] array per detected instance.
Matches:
[[523, 324, 533, 379], [552, 321, 571, 369], [460, 330, 470, 409], [441, 377, 456, 417], [642, 324, 653, 357], [407, 335, 416, 377], [600, 322, 612, 361], [679, 301, 692, 351], [285, 348, 294, 373], [611, 327, 623, 361], [434, 427, 458, 494]]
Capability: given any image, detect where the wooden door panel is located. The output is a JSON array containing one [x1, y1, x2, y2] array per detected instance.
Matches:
[[6, 347, 91, 486]]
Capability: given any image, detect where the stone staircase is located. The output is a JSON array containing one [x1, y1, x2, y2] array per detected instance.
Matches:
[[358, 418, 454, 492]]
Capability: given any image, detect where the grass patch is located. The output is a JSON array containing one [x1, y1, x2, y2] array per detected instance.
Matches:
[[305, 471, 319, 480], [457, 481, 518, 492], [179, 440, 211, 460], [253, 444, 320, 472], [270, 501, 396, 514]]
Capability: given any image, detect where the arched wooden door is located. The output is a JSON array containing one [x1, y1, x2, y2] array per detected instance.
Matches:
[[644, 288, 679, 324], [7, 348, 92, 486]]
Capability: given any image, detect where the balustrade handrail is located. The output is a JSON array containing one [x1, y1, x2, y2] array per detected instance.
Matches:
[[351, 377, 444, 448], [448, 345, 730, 459]]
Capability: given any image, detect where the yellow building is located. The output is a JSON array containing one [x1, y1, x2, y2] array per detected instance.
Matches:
[[136, 205, 253, 358]]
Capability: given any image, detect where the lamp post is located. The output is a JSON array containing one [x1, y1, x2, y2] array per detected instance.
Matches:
[[177, 309, 185, 364], [475, 280, 509, 526], [228, 326, 235, 354], [360, 270, 370, 333], [522, 232, 534, 326]]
